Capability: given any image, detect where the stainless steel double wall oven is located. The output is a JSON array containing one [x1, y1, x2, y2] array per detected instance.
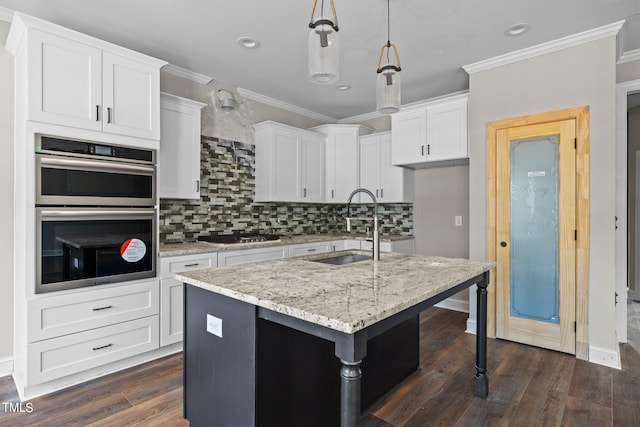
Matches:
[[36, 135, 157, 294]]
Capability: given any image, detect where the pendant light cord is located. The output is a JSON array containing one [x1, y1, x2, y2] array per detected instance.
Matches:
[[386, 0, 391, 63]]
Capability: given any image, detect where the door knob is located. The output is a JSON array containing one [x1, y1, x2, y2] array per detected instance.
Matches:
[[500, 241, 507, 247]]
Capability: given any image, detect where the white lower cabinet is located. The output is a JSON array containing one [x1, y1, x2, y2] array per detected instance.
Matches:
[[288, 241, 334, 257], [345, 239, 415, 254], [159, 252, 218, 346], [217, 246, 288, 266], [160, 279, 186, 346], [28, 280, 159, 342], [27, 315, 159, 385]]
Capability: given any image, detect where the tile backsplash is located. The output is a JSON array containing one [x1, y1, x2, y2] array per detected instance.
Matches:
[[160, 136, 413, 243]]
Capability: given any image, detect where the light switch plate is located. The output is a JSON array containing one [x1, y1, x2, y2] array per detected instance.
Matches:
[[455, 216, 463, 227], [206, 314, 223, 338]]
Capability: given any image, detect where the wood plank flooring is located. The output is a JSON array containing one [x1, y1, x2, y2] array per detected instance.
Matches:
[[1, 306, 640, 426]]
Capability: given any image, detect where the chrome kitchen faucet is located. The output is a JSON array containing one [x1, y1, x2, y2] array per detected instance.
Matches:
[[346, 188, 380, 261]]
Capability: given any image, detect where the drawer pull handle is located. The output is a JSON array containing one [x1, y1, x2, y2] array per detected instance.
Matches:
[[92, 305, 113, 312], [184, 263, 200, 267], [93, 343, 113, 351], [307, 248, 317, 252]]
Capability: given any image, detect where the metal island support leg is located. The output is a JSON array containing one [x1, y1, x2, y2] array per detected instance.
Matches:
[[340, 360, 362, 427], [473, 271, 490, 398], [335, 332, 367, 427]]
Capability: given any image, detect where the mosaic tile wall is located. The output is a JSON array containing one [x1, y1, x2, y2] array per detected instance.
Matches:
[[160, 136, 414, 243]]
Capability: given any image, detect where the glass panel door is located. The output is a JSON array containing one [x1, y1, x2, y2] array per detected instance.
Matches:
[[510, 135, 559, 323]]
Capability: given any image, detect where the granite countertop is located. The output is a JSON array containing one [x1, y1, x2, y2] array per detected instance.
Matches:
[[158, 233, 414, 257], [175, 251, 494, 334]]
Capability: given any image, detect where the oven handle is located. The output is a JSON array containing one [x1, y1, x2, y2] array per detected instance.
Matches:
[[39, 156, 155, 175], [39, 209, 155, 218]]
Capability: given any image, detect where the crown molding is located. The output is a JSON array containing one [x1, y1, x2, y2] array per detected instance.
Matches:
[[337, 110, 385, 124], [463, 20, 625, 74], [618, 48, 640, 64], [161, 64, 212, 85], [0, 6, 14, 22], [237, 88, 336, 123]]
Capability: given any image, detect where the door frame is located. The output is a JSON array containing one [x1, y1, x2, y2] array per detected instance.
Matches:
[[615, 79, 640, 344], [487, 106, 590, 360]]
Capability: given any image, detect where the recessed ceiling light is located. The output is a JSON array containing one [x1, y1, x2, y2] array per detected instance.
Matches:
[[238, 37, 261, 49], [504, 23, 531, 37], [335, 83, 351, 91]]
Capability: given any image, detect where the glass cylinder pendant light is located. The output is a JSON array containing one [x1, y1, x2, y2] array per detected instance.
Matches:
[[308, 0, 339, 84], [376, 0, 402, 113]]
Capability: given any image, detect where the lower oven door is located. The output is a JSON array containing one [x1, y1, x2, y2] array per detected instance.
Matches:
[[37, 208, 156, 294]]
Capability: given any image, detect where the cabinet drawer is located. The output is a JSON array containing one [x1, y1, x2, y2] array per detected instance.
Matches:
[[27, 316, 159, 385], [218, 246, 288, 267], [160, 253, 217, 278], [28, 280, 159, 342], [288, 242, 332, 258]]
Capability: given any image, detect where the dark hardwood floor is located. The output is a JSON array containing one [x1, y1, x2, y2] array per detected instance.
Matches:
[[1, 307, 639, 426]]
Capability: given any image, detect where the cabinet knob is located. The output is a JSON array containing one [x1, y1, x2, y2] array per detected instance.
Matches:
[[500, 241, 507, 247]]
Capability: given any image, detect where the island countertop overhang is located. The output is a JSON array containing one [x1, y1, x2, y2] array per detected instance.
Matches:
[[175, 252, 495, 334]]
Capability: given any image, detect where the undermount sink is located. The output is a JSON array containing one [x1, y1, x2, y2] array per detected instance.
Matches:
[[310, 253, 371, 265]]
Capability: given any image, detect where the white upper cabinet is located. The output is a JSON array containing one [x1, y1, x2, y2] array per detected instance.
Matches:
[[391, 93, 468, 168], [301, 132, 325, 201], [27, 29, 103, 131], [311, 124, 374, 203], [7, 13, 166, 140], [254, 121, 325, 203], [102, 52, 163, 139], [159, 93, 206, 199], [360, 132, 413, 203]]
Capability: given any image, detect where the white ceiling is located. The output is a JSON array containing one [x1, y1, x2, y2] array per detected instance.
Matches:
[[1, 0, 639, 120]]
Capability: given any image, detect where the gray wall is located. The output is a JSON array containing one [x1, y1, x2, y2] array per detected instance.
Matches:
[[0, 20, 14, 363], [468, 36, 619, 355], [413, 164, 470, 303]]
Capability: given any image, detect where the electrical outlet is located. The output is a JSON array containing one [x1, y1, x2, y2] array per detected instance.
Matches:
[[206, 314, 223, 338], [455, 216, 463, 227]]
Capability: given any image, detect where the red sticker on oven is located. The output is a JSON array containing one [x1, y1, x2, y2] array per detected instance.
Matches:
[[120, 238, 146, 263]]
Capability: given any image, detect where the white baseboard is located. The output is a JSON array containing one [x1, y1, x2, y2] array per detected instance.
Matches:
[[434, 298, 469, 313], [465, 318, 477, 335], [589, 345, 621, 369], [0, 356, 13, 377]]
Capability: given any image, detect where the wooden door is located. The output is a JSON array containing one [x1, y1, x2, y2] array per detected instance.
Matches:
[[495, 119, 576, 354]]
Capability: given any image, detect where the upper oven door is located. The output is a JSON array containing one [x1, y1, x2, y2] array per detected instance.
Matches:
[[36, 154, 156, 206]]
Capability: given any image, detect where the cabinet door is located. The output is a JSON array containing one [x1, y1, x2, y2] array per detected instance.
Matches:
[[159, 95, 204, 199], [272, 130, 301, 201], [391, 109, 427, 165], [426, 98, 468, 161], [103, 52, 161, 139], [160, 278, 184, 346], [28, 29, 102, 130], [360, 135, 382, 200], [327, 132, 359, 203], [301, 135, 325, 202]]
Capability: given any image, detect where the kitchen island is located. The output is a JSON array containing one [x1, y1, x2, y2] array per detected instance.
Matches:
[[176, 251, 493, 427]]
